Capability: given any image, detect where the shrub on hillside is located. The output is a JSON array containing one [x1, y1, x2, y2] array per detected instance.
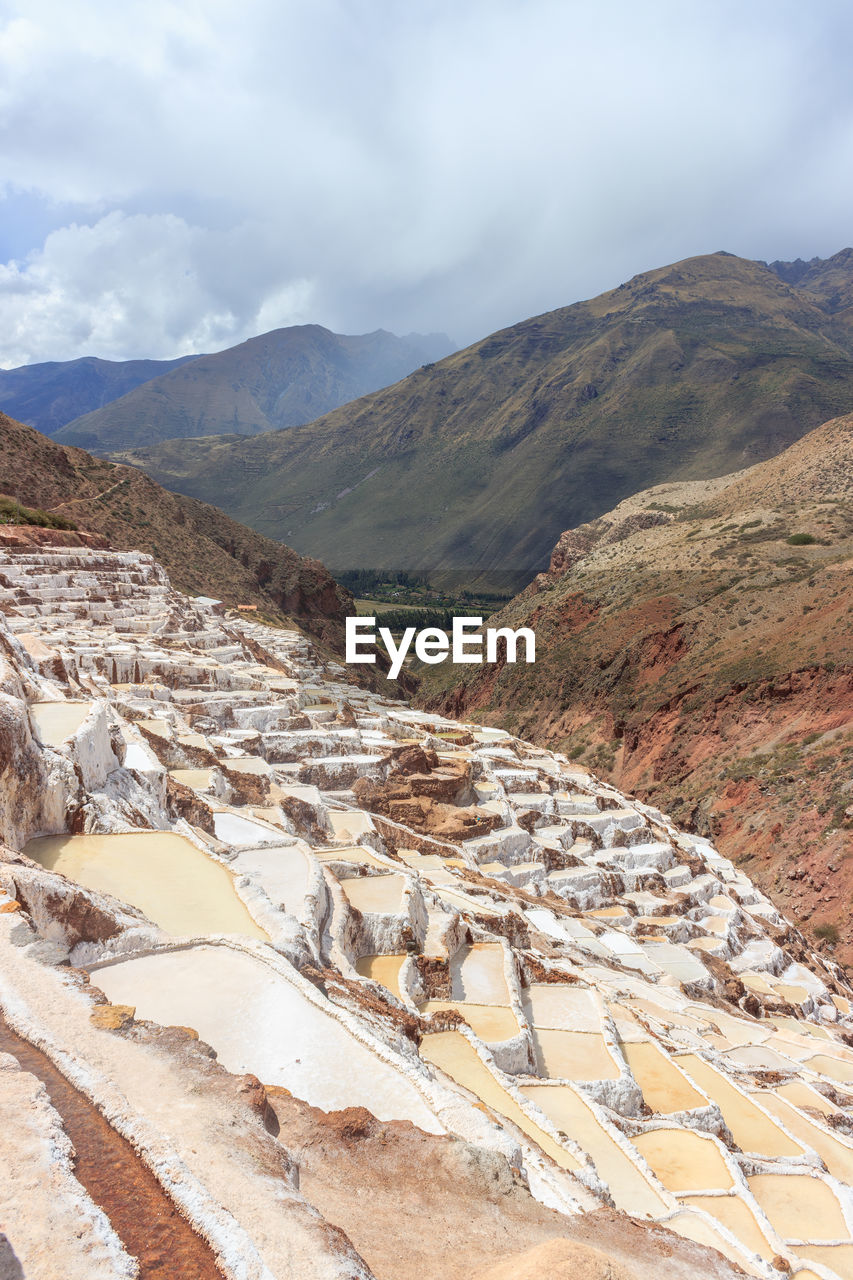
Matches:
[[0, 495, 78, 530], [786, 532, 817, 545]]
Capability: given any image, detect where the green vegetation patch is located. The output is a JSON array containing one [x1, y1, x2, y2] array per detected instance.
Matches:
[[0, 495, 78, 530]]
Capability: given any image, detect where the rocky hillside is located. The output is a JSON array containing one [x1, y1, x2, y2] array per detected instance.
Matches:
[[121, 250, 853, 572], [56, 326, 452, 450], [0, 352, 199, 436], [419, 415, 853, 959], [0, 411, 353, 650]]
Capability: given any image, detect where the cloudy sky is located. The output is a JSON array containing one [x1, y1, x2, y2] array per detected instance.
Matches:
[[1, 0, 852, 366]]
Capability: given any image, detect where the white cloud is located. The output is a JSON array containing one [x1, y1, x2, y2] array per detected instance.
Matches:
[[0, 212, 303, 364], [1, 0, 852, 363]]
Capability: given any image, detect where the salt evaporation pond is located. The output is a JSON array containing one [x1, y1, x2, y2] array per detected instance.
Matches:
[[229, 843, 311, 918], [747, 1172, 847, 1243], [632, 1127, 734, 1192], [521, 984, 600, 1032], [532, 1029, 620, 1081], [520, 1084, 668, 1218], [678, 1054, 803, 1158], [25, 832, 268, 940], [450, 943, 508, 1004], [314, 845, 390, 871], [758, 1093, 853, 1184], [806, 1054, 853, 1085], [797, 1244, 853, 1277], [621, 1041, 706, 1113], [776, 1079, 839, 1117], [122, 742, 158, 772], [679, 1195, 774, 1262], [420, 1001, 519, 1042], [327, 810, 374, 841], [29, 701, 92, 746], [91, 945, 443, 1131], [340, 873, 406, 913], [220, 756, 271, 776], [420, 1030, 580, 1172], [212, 811, 282, 847], [356, 954, 406, 998], [169, 768, 213, 790]]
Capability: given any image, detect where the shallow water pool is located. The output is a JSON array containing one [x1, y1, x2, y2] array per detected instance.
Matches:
[[29, 701, 92, 746], [26, 831, 267, 940]]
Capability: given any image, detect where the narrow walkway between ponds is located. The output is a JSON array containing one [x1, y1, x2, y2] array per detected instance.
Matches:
[[0, 1012, 225, 1279]]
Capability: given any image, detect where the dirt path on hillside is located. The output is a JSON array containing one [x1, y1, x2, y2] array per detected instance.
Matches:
[[48, 478, 124, 510]]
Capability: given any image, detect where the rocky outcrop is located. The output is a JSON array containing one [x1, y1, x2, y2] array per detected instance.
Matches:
[[548, 510, 673, 576], [165, 776, 216, 835], [353, 747, 502, 842]]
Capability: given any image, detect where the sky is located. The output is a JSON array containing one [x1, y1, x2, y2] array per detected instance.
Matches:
[[1, 0, 853, 367]]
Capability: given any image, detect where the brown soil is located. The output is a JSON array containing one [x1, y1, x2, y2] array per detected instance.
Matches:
[[268, 1095, 746, 1280], [353, 748, 502, 843], [0, 1013, 225, 1279]]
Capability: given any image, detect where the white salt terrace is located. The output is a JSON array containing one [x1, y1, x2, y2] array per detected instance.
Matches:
[[6, 543, 853, 1278], [90, 945, 442, 1132]]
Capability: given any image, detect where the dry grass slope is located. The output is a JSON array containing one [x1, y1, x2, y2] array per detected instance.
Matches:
[[419, 414, 853, 958]]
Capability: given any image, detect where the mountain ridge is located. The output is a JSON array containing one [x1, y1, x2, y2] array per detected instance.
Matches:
[[118, 249, 853, 573], [0, 353, 200, 437], [55, 325, 453, 450]]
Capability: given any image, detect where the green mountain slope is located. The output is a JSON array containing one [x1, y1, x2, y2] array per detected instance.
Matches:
[[0, 353, 199, 436], [56, 326, 452, 450], [121, 250, 853, 572]]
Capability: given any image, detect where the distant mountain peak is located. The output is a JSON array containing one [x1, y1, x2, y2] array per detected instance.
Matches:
[[765, 254, 826, 284]]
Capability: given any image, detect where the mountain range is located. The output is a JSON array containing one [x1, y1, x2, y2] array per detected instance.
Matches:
[[117, 249, 853, 573], [419, 414, 853, 956], [0, 354, 199, 437], [51, 326, 452, 450]]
